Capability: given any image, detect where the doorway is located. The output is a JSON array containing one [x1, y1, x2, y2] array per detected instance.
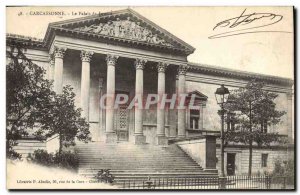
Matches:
[[114, 91, 129, 141], [227, 153, 236, 176]]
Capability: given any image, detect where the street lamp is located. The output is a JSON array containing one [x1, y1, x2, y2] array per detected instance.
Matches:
[[215, 84, 230, 189]]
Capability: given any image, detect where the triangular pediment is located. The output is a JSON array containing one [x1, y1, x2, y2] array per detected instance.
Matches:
[[45, 8, 195, 55], [187, 90, 208, 101], [72, 18, 174, 47]]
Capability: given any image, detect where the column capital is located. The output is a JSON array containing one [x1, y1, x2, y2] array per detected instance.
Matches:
[[48, 55, 54, 66], [53, 46, 67, 59], [80, 51, 94, 62], [134, 58, 147, 70], [157, 62, 169, 73], [106, 54, 119, 66], [178, 65, 188, 75]]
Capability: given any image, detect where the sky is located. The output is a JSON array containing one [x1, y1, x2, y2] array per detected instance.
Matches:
[[6, 6, 294, 79]]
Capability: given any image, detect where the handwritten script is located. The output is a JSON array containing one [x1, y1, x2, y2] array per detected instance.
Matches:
[[209, 9, 292, 39]]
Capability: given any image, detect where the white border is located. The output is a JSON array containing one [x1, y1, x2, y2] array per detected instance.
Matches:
[[1, 1, 298, 194]]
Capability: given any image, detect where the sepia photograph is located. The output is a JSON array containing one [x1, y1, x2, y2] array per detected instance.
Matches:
[[5, 6, 295, 190]]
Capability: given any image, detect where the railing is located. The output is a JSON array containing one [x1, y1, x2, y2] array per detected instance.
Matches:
[[119, 175, 294, 190]]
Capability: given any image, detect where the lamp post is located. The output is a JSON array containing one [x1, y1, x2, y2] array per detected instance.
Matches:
[[215, 84, 230, 189]]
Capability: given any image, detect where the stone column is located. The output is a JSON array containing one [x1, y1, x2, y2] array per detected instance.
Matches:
[[177, 65, 188, 137], [98, 78, 104, 141], [48, 56, 55, 81], [53, 47, 66, 94], [287, 92, 293, 142], [105, 54, 119, 143], [156, 62, 169, 145], [169, 73, 177, 138], [80, 51, 94, 121], [134, 58, 147, 144]]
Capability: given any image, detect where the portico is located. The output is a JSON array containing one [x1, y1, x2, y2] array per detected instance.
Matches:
[[50, 46, 190, 144], [47, 9, 195, 145]]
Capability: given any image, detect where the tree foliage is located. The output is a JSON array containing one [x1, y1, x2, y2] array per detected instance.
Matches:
[[6, 44, 53, 159], [6, 43, 91, 158], [29, 149, 79, 170], [35, 85, 91, 154], [224, 80, 286, 175], [224, 130, 288, 147]]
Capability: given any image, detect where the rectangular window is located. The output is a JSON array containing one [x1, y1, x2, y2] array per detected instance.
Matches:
[[261, 154, 268, 167], [190, 110, 200, 130]]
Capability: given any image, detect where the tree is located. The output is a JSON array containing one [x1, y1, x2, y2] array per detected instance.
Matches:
[[7, 42, 91, 158], [224, 80, 286, 176], [6, 43, 53, 159], [35, 85, 91, 155]]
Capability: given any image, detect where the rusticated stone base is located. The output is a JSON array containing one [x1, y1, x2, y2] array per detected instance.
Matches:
[[105, 132, 118, 143], [134, 134, 146, 145], [156, 136, 168, 145]]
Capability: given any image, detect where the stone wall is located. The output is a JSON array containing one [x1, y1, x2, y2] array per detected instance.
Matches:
[[185, 72, 291, 136], [216, 146, 293, 175], [177, 136, 217, 170], [13, 139, 46, 157]]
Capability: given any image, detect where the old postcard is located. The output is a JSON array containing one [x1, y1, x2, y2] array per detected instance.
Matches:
[[6, 6, 294, 190]]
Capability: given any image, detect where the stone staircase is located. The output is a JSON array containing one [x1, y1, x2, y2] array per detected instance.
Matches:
[[76, 142, 217, 185]]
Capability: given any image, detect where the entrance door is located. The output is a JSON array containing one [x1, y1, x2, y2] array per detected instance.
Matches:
[[227, 153, 236, 176], [114, 92, 129, 141]]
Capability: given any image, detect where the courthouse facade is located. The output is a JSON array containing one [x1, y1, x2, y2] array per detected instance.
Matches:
[[7, 8, 294, 175]]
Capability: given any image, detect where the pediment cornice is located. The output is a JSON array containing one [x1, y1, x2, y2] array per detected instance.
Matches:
[[44, 8, 195, 55]]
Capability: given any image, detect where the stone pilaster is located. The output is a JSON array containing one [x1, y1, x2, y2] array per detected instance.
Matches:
[[156, 62, 169, 145], [199, 105, 204, 130], [177, 65, 188, 138], [53, 47, 66, 94], [80, 50, 94, 121], [134, 58, 147, 144], [105, 54, 119, 143]]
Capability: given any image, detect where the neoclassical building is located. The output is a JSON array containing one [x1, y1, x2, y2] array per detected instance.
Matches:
[[7, 8, 294, 176]]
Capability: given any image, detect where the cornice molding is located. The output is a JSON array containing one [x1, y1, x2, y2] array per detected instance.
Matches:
[[188, 62, 294, 87], [6, 34, 46, 50], [51, 38, 187, 66]]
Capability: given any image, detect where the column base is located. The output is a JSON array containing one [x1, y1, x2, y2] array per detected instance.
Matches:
[[156, 136, 168, 145], [105, 132, 117, 143], [134, 134, 146, 145]]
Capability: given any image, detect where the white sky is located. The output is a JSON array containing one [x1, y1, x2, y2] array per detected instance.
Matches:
[[6, 6, 294, 79]]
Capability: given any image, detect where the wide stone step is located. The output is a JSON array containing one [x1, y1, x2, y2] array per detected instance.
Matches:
[[78, 163, 201, 167], [79, 166, 202, 170], [79, 170, 205, 174], [76, 142, 217, 183], [79, 160, 198, 164], [78, 156, 198, 160], [77, 152, 192, 156], [82, 174, 218, 179], [79, 169, 204, 173], [81, 172, 210, 176]]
